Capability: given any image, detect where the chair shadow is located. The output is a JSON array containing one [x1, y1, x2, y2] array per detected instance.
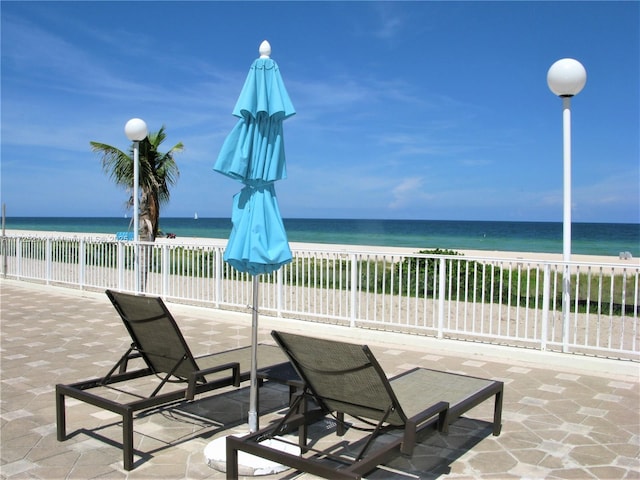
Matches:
[[377, 417, 495, 479], [273, 415, 495, 480], [67, 382, 291, 470], [69, 386, 494, 476]]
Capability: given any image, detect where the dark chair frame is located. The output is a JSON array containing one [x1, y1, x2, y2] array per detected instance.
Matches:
[[226, 330, 504, 480], [56, 289, 288, 470]]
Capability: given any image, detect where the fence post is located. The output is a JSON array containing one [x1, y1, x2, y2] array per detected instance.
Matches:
[[78, 239, 86, 290], [134, 241, 140, 294], [350, 253, 358, 328], [276, 268, 284, 317], [437, 258, 446, 339], [16, 238, 22, 280], [541, 263, 550, 351], [1, 236, 5, 279], [45, 238, 52, 285], [117, 242, 124, 291], [215, 248, 222, 308], [1, 203, 5, 278], [162, 245, 169, 298]]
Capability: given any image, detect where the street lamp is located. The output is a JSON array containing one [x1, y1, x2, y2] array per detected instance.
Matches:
[[547, 58, 586, 351], [125, 118, 148, 293], [124, 118, 148, 242]]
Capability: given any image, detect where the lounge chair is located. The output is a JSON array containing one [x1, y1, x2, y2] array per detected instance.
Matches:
[[56, 289, 288, 470], [226, 330, 503, 480]]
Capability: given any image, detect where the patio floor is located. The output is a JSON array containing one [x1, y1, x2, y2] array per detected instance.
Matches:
[[1, 279, 638, 479]]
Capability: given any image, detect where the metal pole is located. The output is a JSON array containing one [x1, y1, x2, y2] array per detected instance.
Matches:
[[561, 96, 572, 352], [248, 275, 260, 433], [562, 97, 572, 264], [133, 140, 140, 294]]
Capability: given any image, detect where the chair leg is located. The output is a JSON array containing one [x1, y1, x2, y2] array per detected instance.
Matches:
[[298, 392, 309, 452], [438, 408, 449, 434], [493, 389, 503, 436], [336, 412, 346, 436], [123, 410, 134, 471], [226, 436, 240, 479], [55, 387, 66, 441], [401, 421, 416, 456]]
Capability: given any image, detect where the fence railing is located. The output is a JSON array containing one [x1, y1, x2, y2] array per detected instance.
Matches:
[[2, 234, 638, 360]]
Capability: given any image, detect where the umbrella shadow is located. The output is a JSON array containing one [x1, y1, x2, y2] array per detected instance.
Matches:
[[174, 382, 291, 427]]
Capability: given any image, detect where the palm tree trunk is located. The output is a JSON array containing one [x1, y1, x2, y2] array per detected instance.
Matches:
[[138, 192, 155, 291]]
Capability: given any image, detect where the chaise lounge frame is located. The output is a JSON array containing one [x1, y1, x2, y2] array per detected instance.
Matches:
[[226, 330, 504, 479], [56, 289, 288, 470]]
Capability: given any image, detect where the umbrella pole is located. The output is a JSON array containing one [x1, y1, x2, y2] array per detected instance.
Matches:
[[249, 274, 260, 433]]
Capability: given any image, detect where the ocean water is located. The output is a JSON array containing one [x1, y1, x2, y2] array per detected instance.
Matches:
[[4, 217, 639, 257]]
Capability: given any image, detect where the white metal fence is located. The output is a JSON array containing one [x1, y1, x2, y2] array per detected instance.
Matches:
[[2, 234, 638, 360]]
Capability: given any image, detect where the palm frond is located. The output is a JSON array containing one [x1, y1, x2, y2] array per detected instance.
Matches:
[[91, 126, 183, 237]]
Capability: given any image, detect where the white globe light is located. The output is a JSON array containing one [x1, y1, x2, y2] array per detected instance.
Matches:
[[547, 58, 587, 97], [124, 118, 148, 141]]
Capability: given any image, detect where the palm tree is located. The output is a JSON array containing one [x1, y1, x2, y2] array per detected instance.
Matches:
[[91, 126, 183, 241]]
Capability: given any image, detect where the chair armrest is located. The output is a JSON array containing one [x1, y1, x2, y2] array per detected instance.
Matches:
[[186, 362, 240, 400], [401, 401, 449, 456]]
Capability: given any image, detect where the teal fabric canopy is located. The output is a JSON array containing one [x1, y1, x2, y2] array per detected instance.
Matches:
[[232, 58, 295, 121], [224, 184, 291, 275], [214, 55, 294, 275]]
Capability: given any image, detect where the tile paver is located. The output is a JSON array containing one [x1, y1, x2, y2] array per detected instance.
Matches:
[[1, 279, 639, 479]]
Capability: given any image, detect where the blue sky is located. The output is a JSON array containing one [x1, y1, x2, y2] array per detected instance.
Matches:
[[1, 1, 638, 223]]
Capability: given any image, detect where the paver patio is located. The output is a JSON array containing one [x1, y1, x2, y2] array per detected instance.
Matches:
[[1, 279, 638, 479]]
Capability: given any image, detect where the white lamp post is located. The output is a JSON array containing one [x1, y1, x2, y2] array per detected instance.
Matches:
[[547, 58, 586, 352], [125, 118, 148, 293]]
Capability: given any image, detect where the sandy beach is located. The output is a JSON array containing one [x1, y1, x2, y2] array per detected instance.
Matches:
[[4, 229, 638, 267]]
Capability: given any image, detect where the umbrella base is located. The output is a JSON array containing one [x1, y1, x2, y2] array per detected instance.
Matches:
[[205, 432, 300, 476]]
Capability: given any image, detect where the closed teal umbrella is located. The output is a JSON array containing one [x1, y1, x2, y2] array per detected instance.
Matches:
[[215, 41, 294, 275], [213, 40, 294, 432]]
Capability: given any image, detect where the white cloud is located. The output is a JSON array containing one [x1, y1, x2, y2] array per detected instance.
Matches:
[[389, 177, 431, 209]]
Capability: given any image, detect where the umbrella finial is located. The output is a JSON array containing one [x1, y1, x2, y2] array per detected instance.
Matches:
[[259, 40, 271, 58]]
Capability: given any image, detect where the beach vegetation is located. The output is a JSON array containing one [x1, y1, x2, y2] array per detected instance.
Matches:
[[90, 126, 183, 242], [271, 251, 636, 316], [281, 250, 637, 317], [393, 250, 637, 316]]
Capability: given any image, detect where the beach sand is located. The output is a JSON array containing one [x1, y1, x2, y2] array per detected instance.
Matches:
[[4, 229, 638, 267]]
